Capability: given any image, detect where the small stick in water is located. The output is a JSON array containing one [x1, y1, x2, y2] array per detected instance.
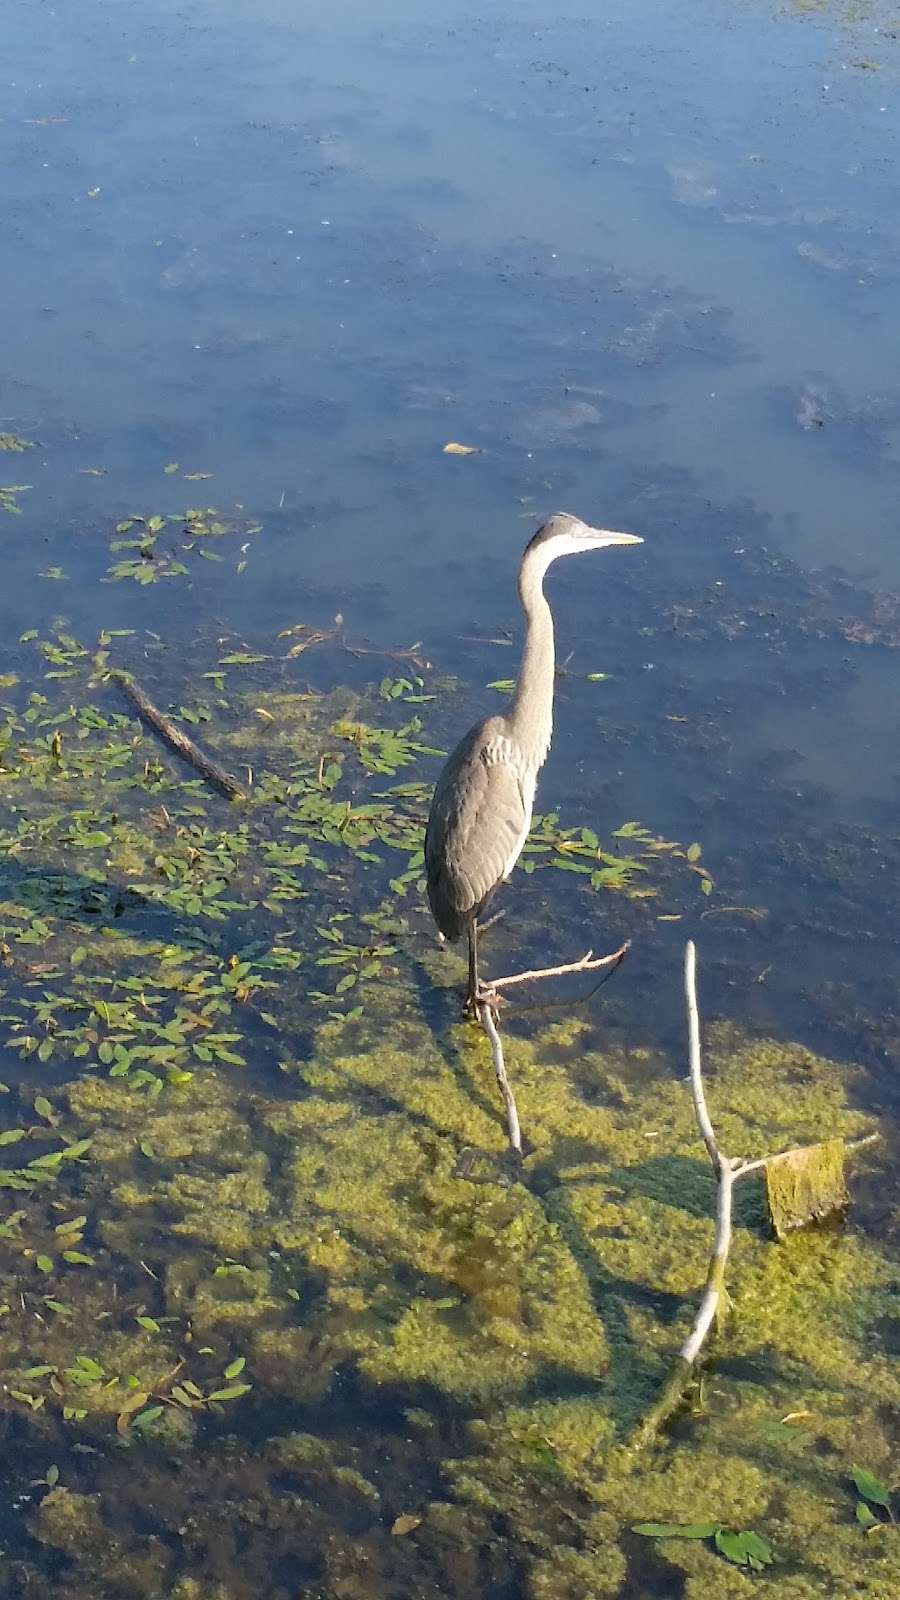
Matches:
[[112, 672, 245, 801], [476, 997, 523, 1156]]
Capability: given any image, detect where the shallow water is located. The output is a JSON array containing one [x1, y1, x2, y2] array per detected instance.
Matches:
[[2, 1, 900, 1596]]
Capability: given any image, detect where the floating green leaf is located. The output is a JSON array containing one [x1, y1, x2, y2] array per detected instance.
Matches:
[[631, 1522, 720, 1540], [208, 1382, 252, 1402], [714, 1529, 774, 1570], [60, 1139, 93, 1160], [633, 1522, 773, 1571], [55, 1216, 87, 1235], [850, 1466, 894, 1515], [131, 1405, 164, 1431], [0, 483, 31, 515]]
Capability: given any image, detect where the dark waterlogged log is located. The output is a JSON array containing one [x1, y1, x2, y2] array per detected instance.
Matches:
[[113, 672, 245, 801]]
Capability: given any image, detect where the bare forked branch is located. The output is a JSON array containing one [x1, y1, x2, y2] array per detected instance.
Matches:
[[489, 940, 630, 993], [470, 940, 630, 1157], [631, 940, 878, 1451]]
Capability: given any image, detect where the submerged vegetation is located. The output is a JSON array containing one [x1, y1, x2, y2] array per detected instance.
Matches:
[[0, 482, 31, 516], [0, 612, 893, 1600], [105, 506, 263, 585]]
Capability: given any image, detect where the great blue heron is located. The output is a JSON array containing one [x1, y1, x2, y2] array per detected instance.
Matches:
[[425, 512, 643, 1008]]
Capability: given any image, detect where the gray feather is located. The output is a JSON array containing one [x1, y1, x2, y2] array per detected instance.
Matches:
[[425, 716, 530, 940]]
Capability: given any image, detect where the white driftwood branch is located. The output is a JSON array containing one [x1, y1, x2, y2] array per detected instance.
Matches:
[[632, 939, 878, 1449], [476, 999, 522, 1155], [685, 939, 718, 1168], [680, 1158, 734, 1366], [470, 940, 630, 1156]]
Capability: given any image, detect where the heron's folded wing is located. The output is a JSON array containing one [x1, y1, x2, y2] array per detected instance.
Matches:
[[426, 741, 527, 929]]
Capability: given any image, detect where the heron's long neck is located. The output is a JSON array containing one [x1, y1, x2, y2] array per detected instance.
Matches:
[[507, 550, 555, 771]]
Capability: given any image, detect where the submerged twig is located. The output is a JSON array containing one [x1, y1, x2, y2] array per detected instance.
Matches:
[[631, 940, 878, 1451], [476, 908, 507, 935], [112, 672, 245, 801], [340, 636, 432, 672], [476, 999, 522, 1156]]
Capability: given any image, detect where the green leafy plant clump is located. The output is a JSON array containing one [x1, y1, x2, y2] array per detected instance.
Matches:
[[0, 623, 701, 1090], [1, 481, 31, 515], [105, 505, 262, 584], [851, 1464, 896, 1529]]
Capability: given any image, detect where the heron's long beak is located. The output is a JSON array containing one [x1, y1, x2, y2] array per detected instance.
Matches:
[[587, 528, 644, 547]]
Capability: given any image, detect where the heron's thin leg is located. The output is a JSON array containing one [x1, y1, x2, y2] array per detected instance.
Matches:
[[467, 920, 479, 1007]]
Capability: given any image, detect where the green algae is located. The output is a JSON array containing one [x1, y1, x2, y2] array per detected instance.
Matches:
[[0, 632, 896, 1600], [2, 980, 894, 1598], [765, 1138, 849, 1238], [216, 684, 361, 764]]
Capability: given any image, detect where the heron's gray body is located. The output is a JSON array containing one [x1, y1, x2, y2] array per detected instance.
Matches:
[[424, 512, 642, 1004], [425, 716, 538, 940]]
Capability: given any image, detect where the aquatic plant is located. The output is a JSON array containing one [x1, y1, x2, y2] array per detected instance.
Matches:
[[0, 628, 895, 1599], [103, 506, 261, 585]]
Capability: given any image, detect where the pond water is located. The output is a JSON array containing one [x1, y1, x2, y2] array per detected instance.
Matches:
[[1, 1, 899, 1596]]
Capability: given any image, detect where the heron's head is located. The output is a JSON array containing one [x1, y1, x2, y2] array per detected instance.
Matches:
[[525, 512, 643, 566]]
